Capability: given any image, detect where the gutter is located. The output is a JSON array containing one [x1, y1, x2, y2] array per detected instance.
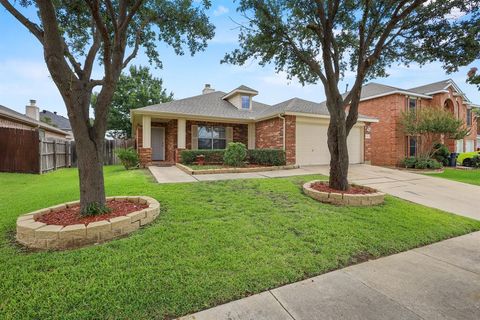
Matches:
[[278, 114, 286, 150]]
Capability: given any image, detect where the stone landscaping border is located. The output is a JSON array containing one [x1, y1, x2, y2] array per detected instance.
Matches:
[[176, 163, 299, 175], [303, 180, 385, 206], [16, 196, 160, 251]]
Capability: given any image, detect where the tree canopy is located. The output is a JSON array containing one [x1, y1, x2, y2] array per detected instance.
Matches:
[[93, 65, 173, 139], [223, 0, 480, 190]]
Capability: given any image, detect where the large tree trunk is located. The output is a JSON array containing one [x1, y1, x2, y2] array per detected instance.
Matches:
[[327, 102, 350, 191], [75, 134, 106, 212]]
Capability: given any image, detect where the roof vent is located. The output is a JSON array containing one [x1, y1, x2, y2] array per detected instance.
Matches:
[[202, 84, 215, 95]]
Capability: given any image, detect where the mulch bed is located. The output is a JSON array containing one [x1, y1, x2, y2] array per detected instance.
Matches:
[[311, 182, 375, 195], [35, 200, 149, 226]]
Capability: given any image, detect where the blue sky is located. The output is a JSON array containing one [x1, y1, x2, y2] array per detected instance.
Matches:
[[0, 1, 479, 118]]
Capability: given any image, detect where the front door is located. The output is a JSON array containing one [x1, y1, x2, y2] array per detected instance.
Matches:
[[151, 127, 165, 161]]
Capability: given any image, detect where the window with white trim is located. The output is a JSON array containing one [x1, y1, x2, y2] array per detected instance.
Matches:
[[241, 96, 250, 110], [466, 108, 472, 126], [408, 98, 417, 113], [198, 126, 226, 150], [408, 136, 417, 157]]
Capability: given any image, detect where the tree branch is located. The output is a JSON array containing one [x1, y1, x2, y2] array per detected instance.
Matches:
[[0, 0, 44, 43]]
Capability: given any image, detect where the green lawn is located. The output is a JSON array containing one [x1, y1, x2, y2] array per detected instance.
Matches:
[[1, 166, 480, 319], [425, 168, 480, 186]]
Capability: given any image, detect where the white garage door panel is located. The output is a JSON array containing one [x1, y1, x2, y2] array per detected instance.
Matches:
[[296, 120, 363, 166]]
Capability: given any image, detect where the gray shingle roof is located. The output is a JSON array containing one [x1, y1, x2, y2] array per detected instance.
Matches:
[[408, 79, 453, 94], [136, 91, 270, 120], [40, 110, 72, 131], [0, 104, 69, 135]]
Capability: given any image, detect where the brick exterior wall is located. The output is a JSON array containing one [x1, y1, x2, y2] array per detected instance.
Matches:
[[185, 120, 248, 149], [364, 123, 372, 164], [255, 115, 296, 165], [358, 89, 478, 167], [136, 120, 177, 164], [138, 147, 152, 167]]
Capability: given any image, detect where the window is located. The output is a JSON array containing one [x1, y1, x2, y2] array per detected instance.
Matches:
[[467, 108, 472, 126], [408, 136, 417, 157], [198, 125, 226, 150], [456, 139, 464, 153], [408, 98, 417, 113], [241, 96, 250, 110]]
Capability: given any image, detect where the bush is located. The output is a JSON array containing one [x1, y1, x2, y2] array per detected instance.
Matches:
[[402, 156, 442, 170], [115, 148, 139, 170], [432, 143, 450, 166], [223, 143, 247, 167], [247, 149, 286, 166], [402, 157, 417, 169], [180, 150, 225, 165]]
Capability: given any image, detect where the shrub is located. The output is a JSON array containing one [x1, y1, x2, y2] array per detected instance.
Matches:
[[432, 143, 450, 166], [402, 157, 417, 169], [402, 157, 442, 170], [247, 149, 286, 166], [180, 150, 225, 164], [115, 148, 139, 170], [223, 142, 247, 167]]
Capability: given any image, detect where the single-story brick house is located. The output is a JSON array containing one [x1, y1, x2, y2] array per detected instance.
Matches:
[[131, 85, 378, 166], [357, 79, 479, 166]]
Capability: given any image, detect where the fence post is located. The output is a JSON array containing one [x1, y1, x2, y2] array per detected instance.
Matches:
[[39, 137, 43, 174], [53, 140, 57, 170]]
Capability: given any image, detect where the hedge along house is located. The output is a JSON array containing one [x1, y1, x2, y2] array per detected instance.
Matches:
[[130, 84, 378, 167], [356, 79, 479, 167]]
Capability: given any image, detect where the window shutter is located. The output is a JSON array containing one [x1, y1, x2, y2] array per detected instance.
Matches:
[[226, 127, 233, 145], [191, 125, 198, 150]]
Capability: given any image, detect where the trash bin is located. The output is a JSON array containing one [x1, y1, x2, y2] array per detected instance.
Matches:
[[448, 153, 458, 167]]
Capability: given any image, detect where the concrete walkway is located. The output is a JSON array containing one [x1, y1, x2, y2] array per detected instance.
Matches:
[[150, 164, 480, 220], [180, 231, 480, 320]]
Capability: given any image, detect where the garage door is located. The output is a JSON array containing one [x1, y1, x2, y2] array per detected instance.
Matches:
[[295, 118, 363, 165]]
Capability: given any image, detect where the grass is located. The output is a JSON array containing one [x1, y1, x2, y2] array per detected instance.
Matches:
[[425, 168, 480, 186], [1, 166, 480, 319]]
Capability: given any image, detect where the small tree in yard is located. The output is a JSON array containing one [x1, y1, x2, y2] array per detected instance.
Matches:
[[400, 108, 469, 159], [92, 65, 173, 139], [1, 0, 214, 214], [224, 0, 479, 190]]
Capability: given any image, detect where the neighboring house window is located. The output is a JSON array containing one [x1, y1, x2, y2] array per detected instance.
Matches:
[[456, 139, 464, 153], [408, 98, 417, 113], [408, 136, 417, 157], [466, 108, 472, 126], [241, 96, 250, 110], [198, 125, 226, 149]]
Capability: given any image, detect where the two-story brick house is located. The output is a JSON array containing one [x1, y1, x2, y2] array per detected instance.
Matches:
[[357, 79, 478, 166]]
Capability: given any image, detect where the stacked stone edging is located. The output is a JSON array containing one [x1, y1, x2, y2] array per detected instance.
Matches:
[[16, 196, 160, 250], [176, 163, 299, 175], [303, 180, 385, 206]]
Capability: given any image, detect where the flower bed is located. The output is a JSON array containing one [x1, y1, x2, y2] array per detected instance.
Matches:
[[176, 163, 299, 175], [16, 196, 160, 250], [303, 180, 385, 206]]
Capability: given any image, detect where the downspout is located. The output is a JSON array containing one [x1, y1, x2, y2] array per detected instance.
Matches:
[[278, 114, 286, 150]]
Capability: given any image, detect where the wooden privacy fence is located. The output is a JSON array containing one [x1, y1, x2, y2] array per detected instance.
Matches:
[[70, 139, 135, 167], [0, 127, 40, 173], [0, 127, 133, 174], [40, 140, 72, 173]]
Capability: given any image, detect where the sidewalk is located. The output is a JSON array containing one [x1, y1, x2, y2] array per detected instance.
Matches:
[[180, 231, 480, 320]]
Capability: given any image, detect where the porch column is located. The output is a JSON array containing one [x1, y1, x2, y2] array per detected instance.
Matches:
[[248, 123, 256, 149], [177, 118, 186, 149], [142, 116, 151, 148]]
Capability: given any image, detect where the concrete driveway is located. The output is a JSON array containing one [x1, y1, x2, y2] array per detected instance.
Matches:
[[150, 164, 480, 220]]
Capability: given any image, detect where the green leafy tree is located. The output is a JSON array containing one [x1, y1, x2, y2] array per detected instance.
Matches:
[[400, 108, 469, 159], [40, 116, 58, 128], [0, 0, 214, 214], [93, 65, 173, 139], [224, 0, 479, 190]]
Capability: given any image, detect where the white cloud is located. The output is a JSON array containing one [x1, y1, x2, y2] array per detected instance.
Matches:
[[213, 5, 229, 16], [445, 7, 466, 19]]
